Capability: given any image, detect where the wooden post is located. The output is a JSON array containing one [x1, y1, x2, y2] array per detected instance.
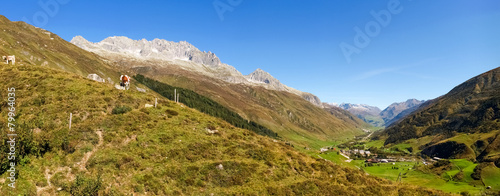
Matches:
[[69, 113, 72, 130], [155, 98, 157, 108], [177, 94, 180, 103], [174, 89, 176, 102]]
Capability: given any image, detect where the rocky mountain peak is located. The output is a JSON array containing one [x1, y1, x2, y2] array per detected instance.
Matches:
[[70, 35, 93, 49], [245, 68, 287, 91]]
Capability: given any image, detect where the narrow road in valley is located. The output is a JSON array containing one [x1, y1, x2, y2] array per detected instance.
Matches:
[[361, 131, 373, 142]]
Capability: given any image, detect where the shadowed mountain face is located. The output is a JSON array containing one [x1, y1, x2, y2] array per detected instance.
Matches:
[[381, 67, 500, 162], [380, 99, 426, 126]]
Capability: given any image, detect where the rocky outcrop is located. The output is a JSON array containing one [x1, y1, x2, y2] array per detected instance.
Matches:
[[245, 68, 287, 91], [87, 74, 105, 83]]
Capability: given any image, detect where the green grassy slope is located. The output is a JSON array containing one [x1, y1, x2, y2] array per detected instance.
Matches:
[[482, 165, 500, 190], [0, 64, 448, 195], [0, 15, 120, 83]]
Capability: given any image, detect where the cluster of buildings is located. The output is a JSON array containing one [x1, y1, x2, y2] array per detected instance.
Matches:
[[340, 149, 371, 157], [365, 158, 395, 163]]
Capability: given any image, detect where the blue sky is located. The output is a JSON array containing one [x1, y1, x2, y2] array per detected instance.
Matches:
[[2, 0, 500, 109]]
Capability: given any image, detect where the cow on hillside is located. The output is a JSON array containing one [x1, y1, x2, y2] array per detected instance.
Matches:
[[2, 55, 15, 65]]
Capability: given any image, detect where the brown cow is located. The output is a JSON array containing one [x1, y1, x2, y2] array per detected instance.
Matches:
[[120, 75, 130, 90]]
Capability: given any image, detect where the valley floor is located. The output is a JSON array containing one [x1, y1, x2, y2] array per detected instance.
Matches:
[[301, 144, 500, 196]]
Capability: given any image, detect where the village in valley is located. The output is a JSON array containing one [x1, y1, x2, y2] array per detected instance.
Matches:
[[317, 130, 445, 173]]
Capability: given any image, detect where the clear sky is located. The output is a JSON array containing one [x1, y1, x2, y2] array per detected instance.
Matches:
[[2, 0, 500, 109]]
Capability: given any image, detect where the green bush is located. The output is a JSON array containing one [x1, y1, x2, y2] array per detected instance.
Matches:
[[471, 163, 488, 180], [112, 105, 132, 115], [453, 171, 465, 182], [69, 174, 103, 196], [165, 109, 178, 116]]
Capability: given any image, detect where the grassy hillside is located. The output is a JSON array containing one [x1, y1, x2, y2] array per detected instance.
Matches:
[[0, 15, 120, 84], [0, 64, 447, 195]]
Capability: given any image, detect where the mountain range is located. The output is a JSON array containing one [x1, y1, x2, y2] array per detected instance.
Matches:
[[333, 103, 385, 127], [333, 99, 426, 127]]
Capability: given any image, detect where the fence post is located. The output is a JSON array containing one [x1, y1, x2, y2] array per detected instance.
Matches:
[[155, 98, 158, 108], [69, 113, 72, 130]]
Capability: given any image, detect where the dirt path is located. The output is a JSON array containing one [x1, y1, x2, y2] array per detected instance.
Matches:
[[317, 155, 332, 162], [77, 130, 103, 171], [36, 130, 103, 195]]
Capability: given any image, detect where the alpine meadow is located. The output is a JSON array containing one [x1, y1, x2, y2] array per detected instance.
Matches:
[[1, 1, 500, 195]]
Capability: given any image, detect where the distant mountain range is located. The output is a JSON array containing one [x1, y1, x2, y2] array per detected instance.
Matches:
[[333, 103, 385, 127], [331, 99, 426, 127]]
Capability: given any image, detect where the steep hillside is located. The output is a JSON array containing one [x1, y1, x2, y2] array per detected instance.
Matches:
[[0, 64, 446, 195], [0, 16, 120, 84], [381, 99, 426, 126], [322, 103, 368, 128], [71, 38, 369, 148], [381, 67, 500, 162], [336, 103, 384, 127]]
